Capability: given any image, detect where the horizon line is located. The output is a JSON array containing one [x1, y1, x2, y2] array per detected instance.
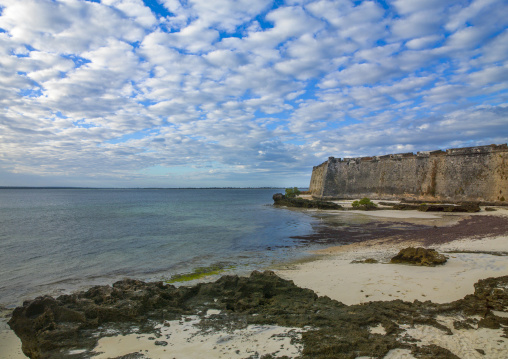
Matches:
[[0, 186, 309, 190]]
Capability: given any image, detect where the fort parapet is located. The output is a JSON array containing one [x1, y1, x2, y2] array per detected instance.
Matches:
[[309, 144, 508, 203]]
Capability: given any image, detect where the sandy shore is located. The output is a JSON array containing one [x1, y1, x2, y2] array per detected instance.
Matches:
[[276, 207, 508, 358], [3, 206, 508, 358], [0, 318, 26, 358], [92, 316, 305, 359], [277, 218, 508, 305]]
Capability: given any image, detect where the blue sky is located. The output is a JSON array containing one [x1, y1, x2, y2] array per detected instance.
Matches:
[[0, 0, 507, 187]]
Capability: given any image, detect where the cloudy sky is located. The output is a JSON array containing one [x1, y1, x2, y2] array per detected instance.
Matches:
[[1, 0, 507, 188]]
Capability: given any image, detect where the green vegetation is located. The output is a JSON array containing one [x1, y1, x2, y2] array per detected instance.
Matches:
[[166, 264, 235, 283], [351, 197, 378, 210], [285, 187, 301, 198]]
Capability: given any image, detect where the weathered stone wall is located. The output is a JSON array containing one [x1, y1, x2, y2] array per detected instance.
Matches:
[[310, 144, 508, 203], [308, 161, 328, 197]]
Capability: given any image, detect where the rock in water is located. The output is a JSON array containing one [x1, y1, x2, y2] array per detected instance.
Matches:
[[272, 193, 342, 210], [272, 193, 285, 201], [390, 247, 448, 266]]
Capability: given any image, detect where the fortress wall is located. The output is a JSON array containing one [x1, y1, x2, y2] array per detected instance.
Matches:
[[309, 144, 508, 203], [308, 161, 329, 197]]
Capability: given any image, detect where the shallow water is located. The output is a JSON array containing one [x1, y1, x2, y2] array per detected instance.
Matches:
[[0, 188, 319, 307]]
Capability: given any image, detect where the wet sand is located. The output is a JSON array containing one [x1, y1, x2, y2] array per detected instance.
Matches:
[[0, 318, 26, 358]]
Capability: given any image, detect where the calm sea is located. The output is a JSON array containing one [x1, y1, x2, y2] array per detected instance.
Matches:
[[0, 188, 319, 307]]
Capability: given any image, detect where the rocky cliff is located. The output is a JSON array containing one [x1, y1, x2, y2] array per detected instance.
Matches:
[[309, 144, 508, 203]]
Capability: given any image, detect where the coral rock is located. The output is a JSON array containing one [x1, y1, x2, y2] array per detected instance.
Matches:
[[390, 247, 448, 266]]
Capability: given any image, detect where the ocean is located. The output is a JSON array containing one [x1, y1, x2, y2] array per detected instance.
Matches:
[[0, 188, 320, 308]]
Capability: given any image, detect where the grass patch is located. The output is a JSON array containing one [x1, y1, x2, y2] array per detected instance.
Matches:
[[351, 197, 378, 210], [166, 264, 236, 283]]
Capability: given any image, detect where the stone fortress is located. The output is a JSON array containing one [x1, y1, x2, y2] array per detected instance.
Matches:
[[309, 144, 508, 203]]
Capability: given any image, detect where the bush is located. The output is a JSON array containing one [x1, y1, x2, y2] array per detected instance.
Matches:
[[352, 197, 377, 210], [285, 187, 301, 198]]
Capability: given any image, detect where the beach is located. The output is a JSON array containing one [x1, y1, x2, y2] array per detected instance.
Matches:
[[3, 203, 508, 358], [278, 205, 508, 305]]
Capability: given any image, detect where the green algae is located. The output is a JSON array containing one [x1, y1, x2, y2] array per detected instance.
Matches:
[[166, 264, 236, 283]]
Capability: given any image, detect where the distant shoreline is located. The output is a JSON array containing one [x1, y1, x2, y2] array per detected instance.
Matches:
[[0, 186, 296, 190]]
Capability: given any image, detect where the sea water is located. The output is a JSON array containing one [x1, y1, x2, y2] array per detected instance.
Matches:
[[0, 188, 318, 307]]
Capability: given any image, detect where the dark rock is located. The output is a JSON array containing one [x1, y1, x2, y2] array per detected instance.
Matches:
[[379, 202, 419, 210], [378, 202, 395, 206], [392, 203, 420, 210], [364, 258, 378, 263], [114, 353, 147, 359], [272, 193, 285, 201], [378, 202, 481, 212], [390, 247, 447, 266], [417, 203, 480, 212], [154, 340, 168, 346], [383, 202, 481, 212], [351, 258, 378, 264], [272, 193, 342, 210], [8, 271, 508, 359]]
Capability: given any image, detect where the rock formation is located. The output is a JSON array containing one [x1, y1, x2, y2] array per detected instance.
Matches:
[[390, 247, 448, 266], [8, 272, 508, 359], [272, 193, 342, 209]]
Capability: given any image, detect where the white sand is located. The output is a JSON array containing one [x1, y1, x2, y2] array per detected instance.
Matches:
[[277, 207, 508, 305], [275, 209, 508, 358], [92, 314, 304, 359], [356, 348, 417, 359], [401, 315, 508, 358], [347, 209, 442, 219], [277, 235, 508, 305], [0, 320, 27, 358]]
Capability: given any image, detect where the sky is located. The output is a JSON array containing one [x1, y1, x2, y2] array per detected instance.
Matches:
[[0, 0, 507, 188]]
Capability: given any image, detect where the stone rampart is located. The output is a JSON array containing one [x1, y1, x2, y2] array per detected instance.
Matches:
[[309, 144, 508, 203]]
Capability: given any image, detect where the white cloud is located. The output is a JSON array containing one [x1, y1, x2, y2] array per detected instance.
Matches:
[[0, 0, 507, 187], [474, 29, 508, 64], [405, 35, 442, 50], [391, 10, 444, 40], [445, 0, 501, 31], [389, 0, 458, 15], [468, 63, 508, 87], [245, 6, 323, 50], [0, 0, 148, 53], [445, 25, 490, 50], [333, 62, 399, 86], [188, 0, 272, 32], [204, 49, 244, 68]]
